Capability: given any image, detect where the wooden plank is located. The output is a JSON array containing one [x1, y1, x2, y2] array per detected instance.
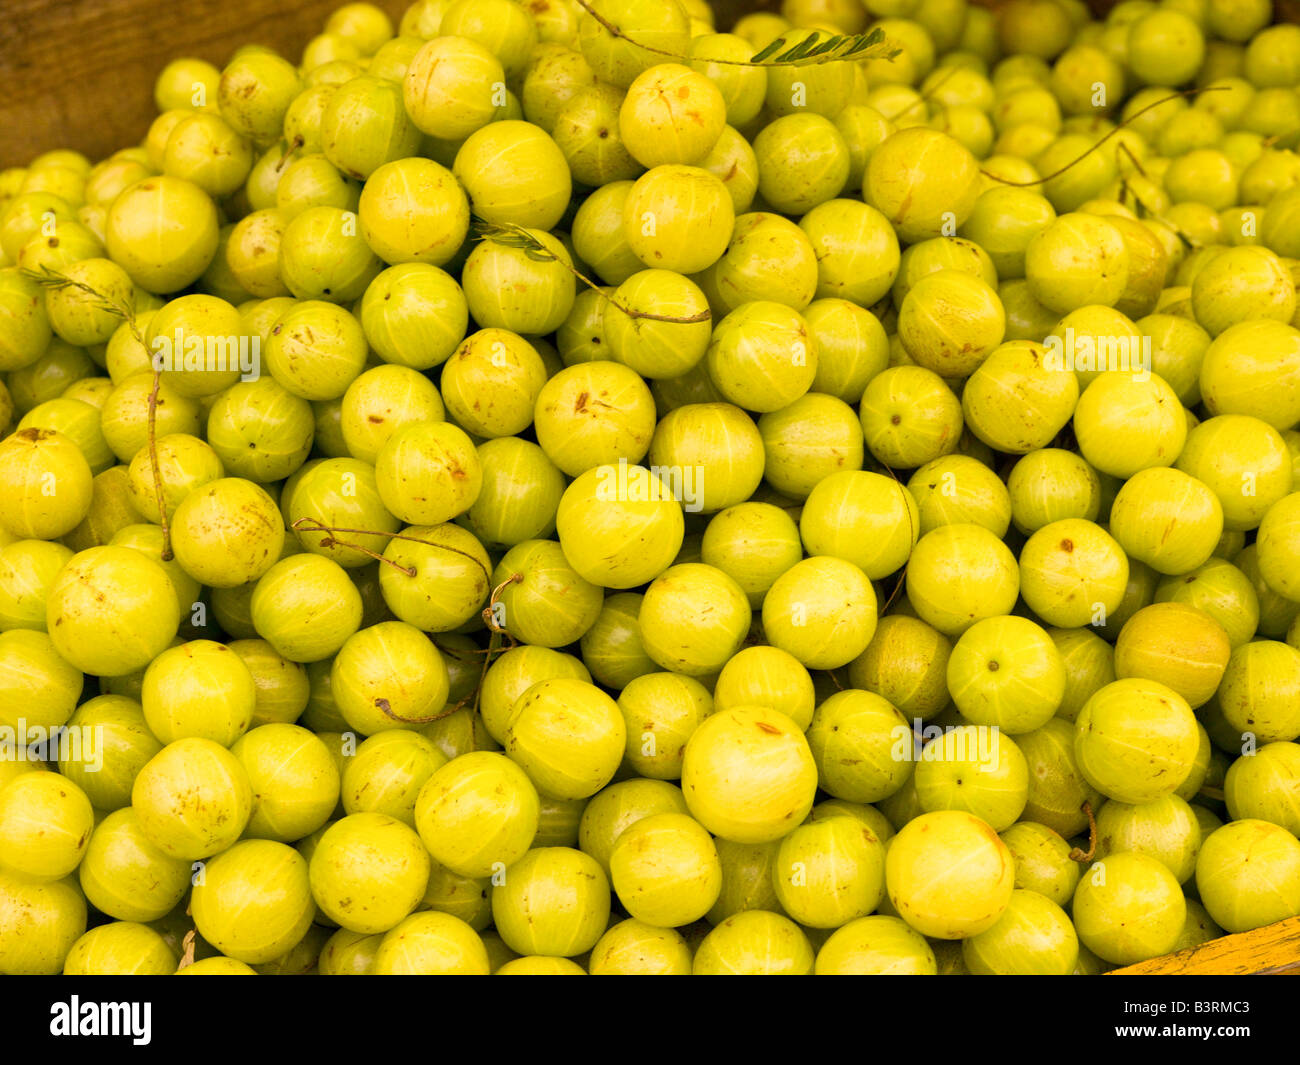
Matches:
[[1109, 915, 1300, 975], [0, 0, 408, 170]]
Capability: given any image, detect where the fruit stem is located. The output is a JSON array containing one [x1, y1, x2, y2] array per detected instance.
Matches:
[[569, 0, 898, 67], [474, 220, 711, 325], [286, 519, 495, 589], [1069, 800, 1098, 863], [981, 86, 1229, 190], [277, 135, 305, 173]]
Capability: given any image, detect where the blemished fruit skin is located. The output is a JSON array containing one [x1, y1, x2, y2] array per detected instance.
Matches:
[[11, 0, 1300, 981]]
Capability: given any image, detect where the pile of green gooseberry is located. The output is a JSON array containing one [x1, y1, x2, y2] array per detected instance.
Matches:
[[5, 0, 1300, 977]]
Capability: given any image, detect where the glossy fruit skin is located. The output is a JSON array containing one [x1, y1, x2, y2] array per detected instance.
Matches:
[[609, 811, 722, 927], [588, 918, 692, 975], [999, 822, 1081, 907], [1074, 679, 1200, 803], [681, 706, 816, 845], [191, 839, 315, 964], [533, 361, 656, 478], [622, 164, 734, 275], [638, 563, 750, 676], [772, 816, 885, 929], [141, 639, 256, 746], [692, 910, 814, 975], [105, 177, 220, 293], [358, 157, 469, 265], [555, 463, 684, 589], [762, 556, 878, 671], [1113, 602, 1230, 708], [616, 671, 712, 779], [331, 621, 449, 736], [56, 694, 162, 812], [414, 752, 539, 877], [1215, 640, 1300, 743], [1200, 820, 1300, 931], [906, 524, 1020, 637], [1095, 794, 1202, 884], [492, 540, 604, 649], [77, 809, 190, 923], [131, 738, 254, 861], [374, 421, 482, 527], [0, 870, 86, 975], [371, 912, 490, 974], [466, 438, 565, 550], [713, 644, 813, 729], [799, 470, 918, 580], [1073, 852, 1186, 966], [865, 129, 981, 244], [962, 889, 1079, 976], [0, 772, 93, 880], [885, 810, 1015, 940], [491, 846, 611, 957], [46, 545, 180, 676], [504, 678, 626, 800], [1018, 518, 1129, 629], [947, 616, 1066, 734], [232, 723, 339, 843], [0, 428, 93, 540], [171, 477, 285, 589], [309, 812, 430, 934]]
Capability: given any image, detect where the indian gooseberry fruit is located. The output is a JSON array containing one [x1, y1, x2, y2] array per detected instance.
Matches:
[[1074, 678, 1200, 803], [1154, 558, 1261, 651], [946, 616, 1067, 734], [1073, 852, 1186, 966], [907, 454, 1012, 538], [859, 365, 963, 472], [638, 562, 750, 676], [1214, 639, 1300, 743], [0, 870, 87, 975], [191, 839, 315, 964], [712, 645, 813, 730], [681, 705, 817, 844], [555, 463, 684, 589], [466, 438, 566, 550], [647, 402, 765, 514], [962, 889, 1079, 976], [1113, 602, 1230, 708], [865, 128, 981, 244], [414, 751, 540, 877], [771, 816, 885, 930], [616, 671, 713, 780], [1256, 491, 1300, 602], [799, 470, 918, 580], [588, 918, 693, 975], [885, 809, 1015, 940], [491, 540, 604, 649], [1049, 626, 1117, 722], [0, 538, 74, 632], [377, 523, 490, 633], [1224, 741, 1300, 836], [141, 639, 256, 746], [1015, 717, 1104, 838], [131, 737, 253, 861], [578, 592, 657, 691], [330, 621, 449, 735], [251, 553, 363, 662], [62, 921, 177, 976], [308, 812, 431, 934], [1174, 414, 1294, 532], [1018, 518, 1129, 629], [1095, 793, 1202, 884], [847, 616, 952, 722], [1195, 819, 1300, 933], [913, 726, 1030, 832], [504, 678, 625, 801], [533, 361, 656, 478], [760, 392, 865, 500], [170, 477, 285, 589], [231, 723, 340, 843], [692, 910, 814, 975], [609, 811, 722, 927], [374, 421, 482, 526], [762, 556, 878, 671], [1108, 467, 1224, 575], [77, 809, 191, 923], [806, 690, 913, 806], [491, 846, 610, 958], [963, 341, 1079, 454], [905, 523, 1020, 637], [699, 501, 803, 608], [0, 772, 94, 880], [0, 428, 93, 540], [999, 821, 1081, 907], [46, 545, 181, 676], [577, 778, 688, 878], [1025, 212, 1130, 315], [55, 694, 162, 813], [814, 914, 937, 976]]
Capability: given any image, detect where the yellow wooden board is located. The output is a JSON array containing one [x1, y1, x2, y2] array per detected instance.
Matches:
[[1110, 915, 1300, 975]]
